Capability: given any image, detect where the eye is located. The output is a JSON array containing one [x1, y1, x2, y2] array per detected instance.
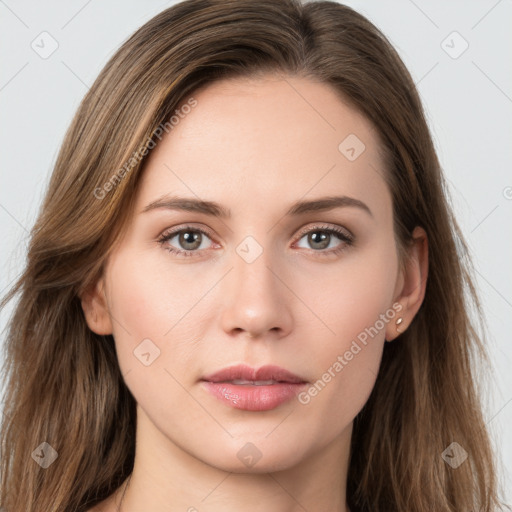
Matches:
[[158, 225, 215, 257], [158, 223, 354, 258], [294, 224, 354, 255]]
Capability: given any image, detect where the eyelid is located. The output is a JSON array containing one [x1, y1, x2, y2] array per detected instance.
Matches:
[[158, 223, 217, 241], [294, 222, 353, 241]]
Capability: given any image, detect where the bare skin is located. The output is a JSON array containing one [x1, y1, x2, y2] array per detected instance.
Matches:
[[83, 73, 428, 512]]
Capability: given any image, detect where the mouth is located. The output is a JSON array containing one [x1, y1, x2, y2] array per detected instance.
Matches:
[[200, 364, 308, 411]]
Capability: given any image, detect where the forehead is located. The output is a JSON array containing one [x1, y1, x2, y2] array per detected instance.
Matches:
[[136, 74, 389, 217]]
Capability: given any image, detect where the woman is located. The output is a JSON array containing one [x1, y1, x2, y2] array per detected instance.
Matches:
[[0, 0, 507, 510]]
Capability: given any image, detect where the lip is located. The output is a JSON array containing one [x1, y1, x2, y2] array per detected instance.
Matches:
[[200, 364, 308, 411], [202, 364, 307, 384]]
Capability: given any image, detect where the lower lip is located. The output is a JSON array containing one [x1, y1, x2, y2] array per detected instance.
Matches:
[[201, 381, 308, 411]]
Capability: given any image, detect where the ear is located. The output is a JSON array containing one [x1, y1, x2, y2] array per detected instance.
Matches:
[[385, 226, 428, 342], [79, 276, 113, 335]]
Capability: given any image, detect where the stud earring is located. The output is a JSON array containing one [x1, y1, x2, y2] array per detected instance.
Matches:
[[395, 317, 404, 334]]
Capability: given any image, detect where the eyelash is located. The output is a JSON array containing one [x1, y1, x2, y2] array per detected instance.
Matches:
[[157, 223, 354, 258]]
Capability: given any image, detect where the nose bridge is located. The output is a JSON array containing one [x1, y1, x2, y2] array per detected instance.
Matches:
[[232, 233, 279, 301], [220, 233, 292, 337]]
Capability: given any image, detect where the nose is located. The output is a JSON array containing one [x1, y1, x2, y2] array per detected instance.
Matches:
[[219, 238, 293, 341]]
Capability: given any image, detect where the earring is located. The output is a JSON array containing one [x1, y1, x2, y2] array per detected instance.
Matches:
[[395, 317, 404, 334]]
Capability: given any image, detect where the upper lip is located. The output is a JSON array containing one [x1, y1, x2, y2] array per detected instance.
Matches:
[[201, 364, 308, 384]]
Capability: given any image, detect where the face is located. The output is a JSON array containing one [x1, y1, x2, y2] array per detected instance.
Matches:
[[85, 74, 409, 473]]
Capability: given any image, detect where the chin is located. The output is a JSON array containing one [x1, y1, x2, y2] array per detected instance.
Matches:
[[198, 437, 307, 474]]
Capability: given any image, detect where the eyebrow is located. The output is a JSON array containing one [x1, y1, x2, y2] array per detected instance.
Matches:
[[141, 194, 373, 218]]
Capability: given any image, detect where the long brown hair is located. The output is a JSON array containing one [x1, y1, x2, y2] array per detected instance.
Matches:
[[0, 1, 508, 510]]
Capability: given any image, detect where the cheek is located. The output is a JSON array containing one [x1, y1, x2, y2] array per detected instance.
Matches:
[[298, 236, 399, 348], [104, 249, 213, 428], [107, 255, 167, 336], [104, 248, 203, 381], [106, 243, 215, 334], [292, 240, 398, 429]]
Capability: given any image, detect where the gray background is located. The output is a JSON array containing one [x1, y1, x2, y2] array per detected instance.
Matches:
[[1, 0, 511, 502]]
